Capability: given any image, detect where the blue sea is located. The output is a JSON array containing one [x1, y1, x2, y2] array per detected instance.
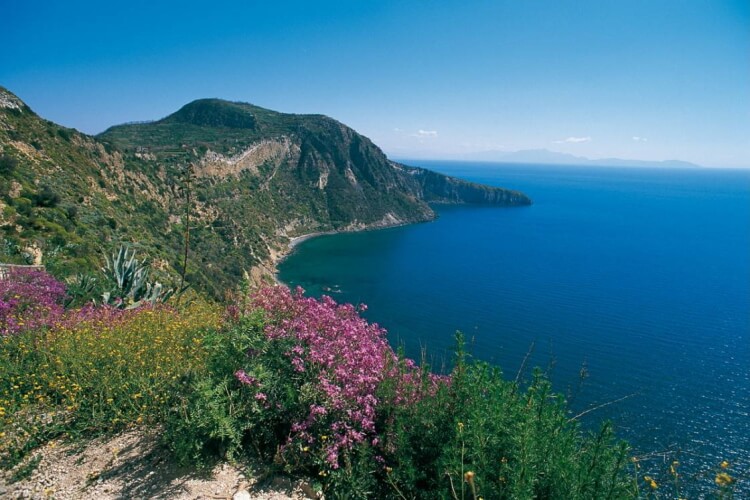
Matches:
[[278, 161, 750, 494]]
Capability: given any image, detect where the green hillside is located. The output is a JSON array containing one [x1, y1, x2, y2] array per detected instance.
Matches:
[[1, 88, 531, 297]]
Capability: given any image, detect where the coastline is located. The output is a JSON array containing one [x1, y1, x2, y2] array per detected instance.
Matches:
[[265, 215, 436, 287], [270, 231, 338, 286], [288, 231, 338, 249]]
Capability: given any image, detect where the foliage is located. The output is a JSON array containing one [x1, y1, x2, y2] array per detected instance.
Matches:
[[0, 273, 736, 497], [162, 312, 266, 468], [379, 349, 632, 499], [0, 154, 17, 175], [164, 287, 633, 499], [0, 267, 66, 335], [63, 273, 101, 308], [0, 239, 39, 266], [101, 245, 176, 308], [32, 185, 60, 208], [0, 301, 220, 467]]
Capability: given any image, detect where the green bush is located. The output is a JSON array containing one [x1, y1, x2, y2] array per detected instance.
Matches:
[[0, 154, 17, 175], [162, 290, 633, 499], [378, 341, 632, 499], [33, 186, 60, 208], [163, 312, 266, 467]]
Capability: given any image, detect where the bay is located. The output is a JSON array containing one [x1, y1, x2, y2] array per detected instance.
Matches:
[[278, 161, 750, 493]]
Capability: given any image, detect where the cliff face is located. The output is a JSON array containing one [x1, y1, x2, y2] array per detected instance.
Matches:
[[396, 164, 531, 205], [1, 89, 531, 296]]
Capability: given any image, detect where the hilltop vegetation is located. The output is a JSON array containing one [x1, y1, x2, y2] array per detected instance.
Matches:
[[0, 86, 530, 298]]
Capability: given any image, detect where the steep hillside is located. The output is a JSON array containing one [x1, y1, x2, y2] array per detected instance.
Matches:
[[0, 88, 177, 279], [1, 88, 531, 297]]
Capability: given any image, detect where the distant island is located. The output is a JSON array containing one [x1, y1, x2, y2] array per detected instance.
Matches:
[[419, 148, 702, 169]]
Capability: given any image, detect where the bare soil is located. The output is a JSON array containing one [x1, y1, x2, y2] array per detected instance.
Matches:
[[0, 429, 319, 500]]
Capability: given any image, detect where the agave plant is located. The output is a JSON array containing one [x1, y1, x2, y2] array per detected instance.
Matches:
[[64, 273, 99, 308], [101, 245, 176, 309]]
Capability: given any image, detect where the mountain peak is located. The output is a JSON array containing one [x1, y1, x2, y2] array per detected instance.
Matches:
[[159, 98, 258, 129]]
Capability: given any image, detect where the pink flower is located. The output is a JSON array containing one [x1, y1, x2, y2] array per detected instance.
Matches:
[[0, 267, 66, 335], [244, 285, 450, 468], [235, 370, 259, 386]]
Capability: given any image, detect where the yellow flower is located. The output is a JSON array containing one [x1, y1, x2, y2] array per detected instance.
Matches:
[[457, 422, 464, 432], [715, 472, 733, 487], [720, 460, 729, 469], [643, 476, 658, 489]]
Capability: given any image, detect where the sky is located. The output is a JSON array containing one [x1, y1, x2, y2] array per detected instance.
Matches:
[[1, 0, 748, 167]]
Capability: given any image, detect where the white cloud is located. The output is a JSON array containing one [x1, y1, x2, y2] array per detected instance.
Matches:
[[554, 136, 591, 144], [412, 129, 438, 138], [393, 127, 403, 132], [632, 136, 648, 142]]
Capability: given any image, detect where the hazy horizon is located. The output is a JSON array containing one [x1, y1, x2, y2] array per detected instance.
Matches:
[[1, 0, 748, 168]]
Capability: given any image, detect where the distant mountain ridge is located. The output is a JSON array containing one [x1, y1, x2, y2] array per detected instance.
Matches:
[[442, 148, 702, 168], [0, 88, 530, 296]]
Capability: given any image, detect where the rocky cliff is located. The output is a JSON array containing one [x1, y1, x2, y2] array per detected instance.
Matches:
[[0, 88, 531, 297]]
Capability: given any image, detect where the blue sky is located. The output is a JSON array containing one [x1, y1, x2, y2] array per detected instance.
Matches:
[[1, 0, 748, 167]]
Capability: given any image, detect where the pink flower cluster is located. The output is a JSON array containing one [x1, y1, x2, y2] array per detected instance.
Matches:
[[0, 267, 171, 336], [251, 286, 446, 468], [0, 267, 66, 335]]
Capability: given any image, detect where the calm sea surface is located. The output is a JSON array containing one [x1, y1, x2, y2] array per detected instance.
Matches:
[[278, 162, 750, 493]]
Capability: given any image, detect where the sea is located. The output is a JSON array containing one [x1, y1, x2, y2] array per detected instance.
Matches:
[[277, 161, 750, 495]]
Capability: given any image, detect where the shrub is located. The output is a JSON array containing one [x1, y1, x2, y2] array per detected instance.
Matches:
[[162, 314, 265, 468], [249, 286, 440, 469], [165, 287, 633, 498], [32, 186, 60, 208], [56, 128, 71, 142], [65, 205, 78, 220], [379, 346, 632, 499], [0, 155, 17, 175], [63, 273, 101, 308]]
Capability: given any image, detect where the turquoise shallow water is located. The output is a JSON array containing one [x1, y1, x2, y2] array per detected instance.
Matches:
[[278, 162, 750, 493]]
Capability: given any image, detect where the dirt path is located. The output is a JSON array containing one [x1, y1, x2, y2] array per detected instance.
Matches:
[[1, 429, 319, 500]]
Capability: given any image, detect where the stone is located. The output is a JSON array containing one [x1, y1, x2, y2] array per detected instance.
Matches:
[[232, 490, 252, 500]]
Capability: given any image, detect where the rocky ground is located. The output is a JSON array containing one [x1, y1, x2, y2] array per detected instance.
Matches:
[[0, 429, 320, 500]]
